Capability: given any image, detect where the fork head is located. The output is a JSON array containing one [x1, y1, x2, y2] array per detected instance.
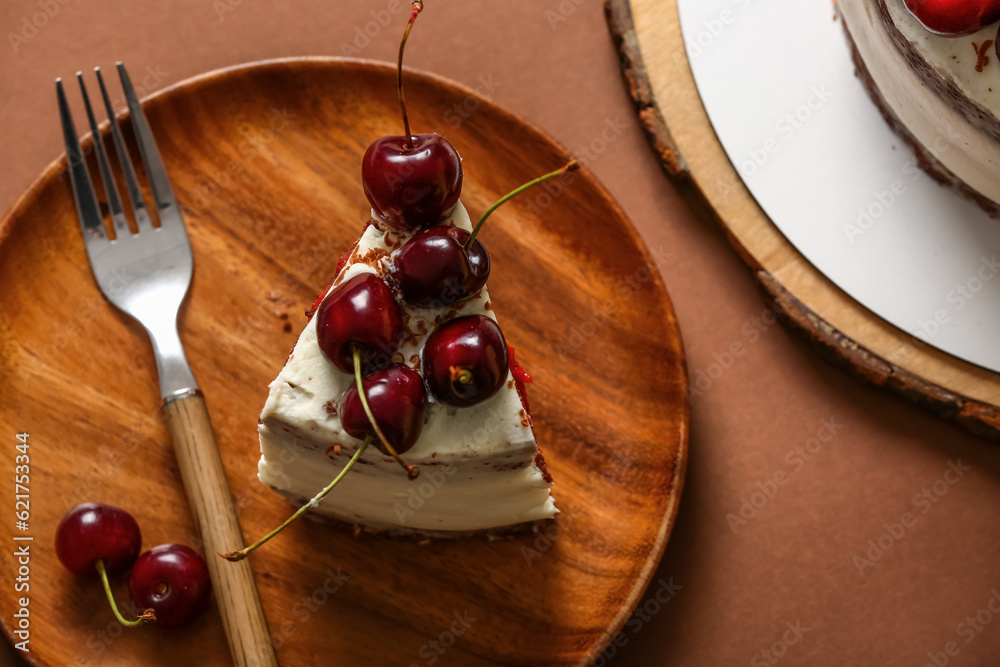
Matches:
[[57, 63, 198, 398]]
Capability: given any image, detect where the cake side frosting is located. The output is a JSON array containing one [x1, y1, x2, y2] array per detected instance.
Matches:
[[839, 0, 1000, 208], [881, 0, 1000, 141]]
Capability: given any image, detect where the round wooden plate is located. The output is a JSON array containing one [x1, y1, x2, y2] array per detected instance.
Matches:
[[0, 58, 688, 666], [605, 0, 1000, 440]]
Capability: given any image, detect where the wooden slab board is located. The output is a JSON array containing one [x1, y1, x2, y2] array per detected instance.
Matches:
[[605, 0, 1000, 441], [0, 58, 688, 666]]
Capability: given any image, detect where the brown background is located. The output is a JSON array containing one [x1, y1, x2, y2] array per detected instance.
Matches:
[[1, 1, 999, 666]]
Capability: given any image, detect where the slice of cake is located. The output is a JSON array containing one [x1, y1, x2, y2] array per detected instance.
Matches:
[[221, 1, 571, 561], [839, 0, 1000, 214], [257, 202, 556, 536]]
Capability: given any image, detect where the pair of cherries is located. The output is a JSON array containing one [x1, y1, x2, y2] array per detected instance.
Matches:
[[56, 502, 211, 628], [904, 0, 1000, 35]]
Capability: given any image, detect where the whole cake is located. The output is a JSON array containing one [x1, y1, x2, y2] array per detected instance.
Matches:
[[839, 0, 1000, 213]]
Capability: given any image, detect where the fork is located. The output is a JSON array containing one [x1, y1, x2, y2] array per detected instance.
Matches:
[[57, 64, 278, 667]]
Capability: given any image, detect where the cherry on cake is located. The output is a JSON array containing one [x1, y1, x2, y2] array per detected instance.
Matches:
[[839, 0, 1000, 214]]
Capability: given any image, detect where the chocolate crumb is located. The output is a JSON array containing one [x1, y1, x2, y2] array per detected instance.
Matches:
[[431, 451, 437, 458], [534, 450, 553, 484], [973, 40, 993, 72], [323, 400, 338, 416], [278, 311, 289, 320], [283, 322, 293, 332]]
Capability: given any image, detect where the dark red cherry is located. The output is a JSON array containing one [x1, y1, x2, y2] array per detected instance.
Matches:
[[341, 364, 427, 454], [392, 227, 489, 307], [423, 315, 509, 407], [904, 0, 1000, 34], [361, 134, 463, 231], [129, 544, 211, 628], [316, 273, 403, 374], [55, 502, 142, 576]]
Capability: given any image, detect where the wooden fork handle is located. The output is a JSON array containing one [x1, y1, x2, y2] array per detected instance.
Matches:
[[164, 393, 279, 667]]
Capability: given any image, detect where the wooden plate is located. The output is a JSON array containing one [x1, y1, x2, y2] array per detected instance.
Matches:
[[605, 0, 1000, 440], [0, 58, 688, 666]]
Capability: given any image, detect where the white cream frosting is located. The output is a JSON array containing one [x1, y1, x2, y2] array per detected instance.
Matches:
[[840, 0, 1000, 204], [257, 202, 557, 533]]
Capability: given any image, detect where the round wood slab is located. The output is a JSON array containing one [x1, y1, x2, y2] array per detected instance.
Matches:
[[0, 58, 688, 665], [605, 0, 1000, 440]]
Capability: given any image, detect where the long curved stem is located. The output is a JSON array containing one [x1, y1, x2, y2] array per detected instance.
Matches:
[[352, 345, 419, 479], [220, 438, 371, 562], [398, 1, 424, 149], [465, 160, 580, 252], [95, 559, 155, 627]]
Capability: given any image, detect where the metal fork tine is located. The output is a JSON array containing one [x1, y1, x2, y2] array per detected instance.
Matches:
[[96, 67, 154, 233], [77, 72, 130, 238], [56, 78, 108, 248], [117, 62, 180, 225]]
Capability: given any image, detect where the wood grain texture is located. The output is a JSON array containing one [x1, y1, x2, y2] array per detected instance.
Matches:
[[605, 0, 1000, 441], [163, 394, 277, 666], [0, 58, 688, 666]]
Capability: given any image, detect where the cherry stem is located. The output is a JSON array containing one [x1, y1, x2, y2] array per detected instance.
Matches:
[[220, 437, 371, 562], [352, 345, 419, 480], [465, 160, 580, 252], [95, 559, 156, 627], [450, 365, 474, 385], [398, 1, 423, 150]]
